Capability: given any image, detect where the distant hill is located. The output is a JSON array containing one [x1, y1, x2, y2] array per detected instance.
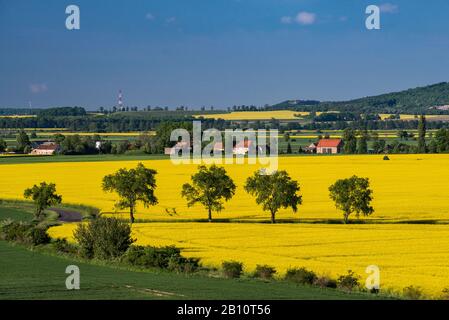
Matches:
[[270, 82, 449, 114]]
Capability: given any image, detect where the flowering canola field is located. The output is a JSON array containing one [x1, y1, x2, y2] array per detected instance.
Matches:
[[196, 110, 308, 120], [1, 155, 449, 221], [3, 155, 449, 296], [48, 222, 449, 297]]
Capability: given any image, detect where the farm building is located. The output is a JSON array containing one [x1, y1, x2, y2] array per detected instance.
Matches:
[[233, 140, 253, 155], [164, 141, 190, 155], [304, 142, 317, 154], [30, 142, 60, 155], [316, 139, 343, 154]]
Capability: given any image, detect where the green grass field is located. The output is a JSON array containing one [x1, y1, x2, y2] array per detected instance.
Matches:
[[0, 241, 379, 300], [0, 206, 381, 300]]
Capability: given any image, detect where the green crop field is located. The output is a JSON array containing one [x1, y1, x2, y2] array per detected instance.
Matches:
[[0, 241, 379, 300], [0, 205, 380, 300]]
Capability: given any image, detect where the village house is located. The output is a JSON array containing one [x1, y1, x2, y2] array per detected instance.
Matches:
[[304, 142, 317, 154], [316, 139, 343, 154], [164, 141, 190, 155], [30, 142, 60, 156], [233, 140, 253, 155]]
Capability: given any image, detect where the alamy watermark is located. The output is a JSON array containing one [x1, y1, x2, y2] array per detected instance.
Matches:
[[65, 265, 80, 290], [169, 121, 279, 173]]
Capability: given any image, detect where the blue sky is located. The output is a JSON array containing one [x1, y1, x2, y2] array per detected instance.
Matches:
[[1, 0, 449, 110]]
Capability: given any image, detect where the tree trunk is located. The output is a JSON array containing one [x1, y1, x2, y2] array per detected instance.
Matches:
[[208, 208, 212, 222], [130, 206, 135, 224], [271, 211, 276, 224], [343, 212, 349, 224]]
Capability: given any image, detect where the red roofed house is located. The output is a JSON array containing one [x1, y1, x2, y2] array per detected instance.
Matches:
[[316, 139, 343, 154]]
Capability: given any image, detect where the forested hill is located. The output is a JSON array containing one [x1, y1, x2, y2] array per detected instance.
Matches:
[[271, 82, 449, 114]]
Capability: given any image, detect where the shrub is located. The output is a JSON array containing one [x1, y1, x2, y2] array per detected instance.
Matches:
[[167, 255, 201, 273], [284, 267, 317, 285], [441, 288, 449, 300], [403, 286, 423, 300], [337, 270, 360, 291], [383, 155, 390, 160], [27, 227, 50, 245], [73, 217, 134, 260], [0, 220, 50, 245], [52, 238, 77, 255], [122, 245, 200, 272], [0, 220, 30, 243], [313, 276, 338, 289], [253, 265, 276, 280], [222, 261, 243, 279]]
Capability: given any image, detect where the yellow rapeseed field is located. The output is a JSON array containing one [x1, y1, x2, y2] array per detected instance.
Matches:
[[3, 155, 449, 296], [196, 110, 308, 120], [1, 155, 449, 221], [48, 222, 449, 297]]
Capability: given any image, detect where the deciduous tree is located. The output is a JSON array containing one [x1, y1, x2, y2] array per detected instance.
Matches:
[[24, 182, 62, 220], [181, 165, 236, 222], [329, 175, 374, 224], [102, 163, 158, 223], [245, 170, 302, 223]]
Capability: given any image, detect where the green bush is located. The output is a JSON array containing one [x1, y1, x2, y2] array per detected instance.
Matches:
[[222, 261, 243, 279], [441, 288, 449, 300], [0, 220, 30, 243], [313, 276, 338, 289], [403, 286, 423, 300], [27, 227, 50, 245], [0, 220, 50, 245], [52, 238, 77, 255], [337, 270, 360, 291], [122, 245, 200, 272], [73, 217, 134, 259], [284, 267, 317, 285], [253, 265, 276, 280]]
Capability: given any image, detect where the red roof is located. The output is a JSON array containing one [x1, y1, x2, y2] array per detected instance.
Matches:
[[317, 139, 342, 148], [35, 143, 58, 150]]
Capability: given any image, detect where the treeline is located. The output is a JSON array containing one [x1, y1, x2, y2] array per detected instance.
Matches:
[[38, 106, 86, 117], [0, 108, 41, 115], [269, 82, 449, 114]]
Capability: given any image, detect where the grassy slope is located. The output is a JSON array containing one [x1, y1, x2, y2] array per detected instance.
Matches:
[[0, 206, 380, 300], [0, 241, 379, 300], [0, 206, 33, 222]]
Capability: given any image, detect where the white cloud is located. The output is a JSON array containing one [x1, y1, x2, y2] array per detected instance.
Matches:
[[29, 83, 47, 94], [295, 11, 316, 25], [280, 16, 293, 24], [165, 17, 176, 24], [379, 3, 399, 13], [145, 13, 155, 21]]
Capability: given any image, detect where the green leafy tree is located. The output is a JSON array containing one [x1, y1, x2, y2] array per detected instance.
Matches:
[[24, 182, 62, 220], [181, 165, 236, 222], [417, 115, 427, 153], [0, 138, 7, 152], [357, 130, 369, 154], [245, 170, 302, 223], [329, 176, 374, 224], [286, 142, 292, 154], [16, 131, 31, 153], [102, 163, 158, 223], [343, 128, 357, 154]]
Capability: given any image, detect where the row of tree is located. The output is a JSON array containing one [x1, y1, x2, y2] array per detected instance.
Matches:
[[24, 164, 374, 225]]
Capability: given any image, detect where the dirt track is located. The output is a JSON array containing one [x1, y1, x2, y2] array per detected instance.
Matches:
[[51, 208, 82, 222]]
